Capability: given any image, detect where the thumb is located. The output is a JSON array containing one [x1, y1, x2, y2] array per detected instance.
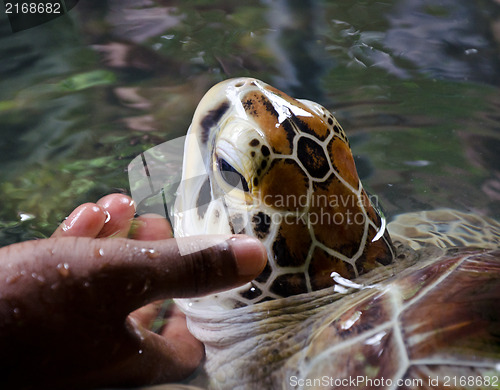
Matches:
[[0, 235, 267, 320]]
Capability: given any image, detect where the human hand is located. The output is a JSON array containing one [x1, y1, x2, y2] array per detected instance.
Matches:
[[0, 194, 267, 389]]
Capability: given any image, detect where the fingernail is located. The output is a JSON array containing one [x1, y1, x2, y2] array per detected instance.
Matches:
[[229, 235, 268, 277], [62, 204, 102, 232]]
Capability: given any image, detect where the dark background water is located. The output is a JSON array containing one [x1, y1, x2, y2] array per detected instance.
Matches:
[[1, 0, 500, 247]]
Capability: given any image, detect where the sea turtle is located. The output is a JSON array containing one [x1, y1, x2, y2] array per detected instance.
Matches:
[[170, 78, 500, 389]]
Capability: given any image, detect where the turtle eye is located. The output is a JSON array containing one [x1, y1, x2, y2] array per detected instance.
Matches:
[[216, 157, 249, 192]]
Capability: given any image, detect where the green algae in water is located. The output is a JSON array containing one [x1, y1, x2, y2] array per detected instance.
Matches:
[[58, 70, 116, 91]]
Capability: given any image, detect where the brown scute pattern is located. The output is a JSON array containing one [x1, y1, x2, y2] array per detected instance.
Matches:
[[270, 273, 308, 296], [286, 113, 328, 143], [239, 81, 394, 300], [264, 84, 330, 140], [303, 329, 402, 389], [307, 292, 393, 355], [272, 218, 311, 267], [297, 136, 330, 179], [333, 124, 349, 145], [255, 262, 272, 283], [401, 250, 500, 362], [308, 179, 364, 257], [186, 78, 395, 306], [357, 226, 394, 275], [239, 283, 262, 300], [252, 211, 271, 239], [360, 190, 384, 233], [397, 256, 462, 303], [308, 247, 356, 290], [328, 136, 359, 189], [313, 171, 342, 191], [242, 91, 294, 154], [260, 159, 309, 211], [261, 145, 270, 156], [356, 197, 394, 273], [278, 119, 298, 154], [288, 249, 500, 388]]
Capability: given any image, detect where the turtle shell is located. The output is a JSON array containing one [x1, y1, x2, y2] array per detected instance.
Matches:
[[183, 224, 500, 389], [284, 248, 500, 389]]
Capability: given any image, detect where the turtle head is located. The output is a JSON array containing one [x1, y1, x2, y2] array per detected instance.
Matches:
[[175, 77, 394, 309]]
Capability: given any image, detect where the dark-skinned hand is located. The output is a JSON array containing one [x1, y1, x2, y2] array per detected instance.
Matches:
[[0, 194, 267, 389]]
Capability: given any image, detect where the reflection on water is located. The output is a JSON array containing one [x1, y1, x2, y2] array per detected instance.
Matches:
[[0, 9, 499, 227], [385, 0, 500, 84], [1, 0, 499, 243]]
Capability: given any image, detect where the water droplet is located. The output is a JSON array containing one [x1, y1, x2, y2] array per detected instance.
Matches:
[[18, 212, 35, 222], [464, 48, 478, 55], [137, 279, 151, 295], [365, 331, 386, 346], [333, 285, 349, 294], [95, 248, 105, 258], [341, 310, 362, 330], [57, 263, 70, 278], [141, 248, 159, 259], [404, 160, 431, 167], [31, 272, 46, 283], [6, 273, 22, 284], [331, 272, 370, 290]]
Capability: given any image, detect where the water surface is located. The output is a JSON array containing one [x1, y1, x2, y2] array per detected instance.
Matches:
[[2, 1, 499, 247]]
